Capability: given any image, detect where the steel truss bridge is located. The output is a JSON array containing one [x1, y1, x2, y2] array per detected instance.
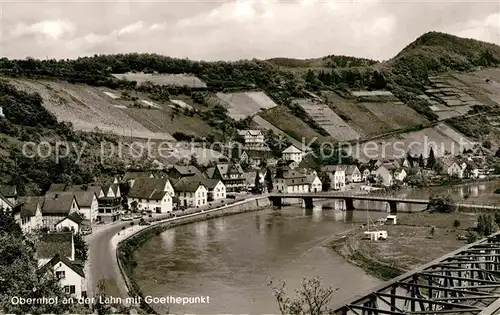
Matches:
[[333, 233, 500, 315]]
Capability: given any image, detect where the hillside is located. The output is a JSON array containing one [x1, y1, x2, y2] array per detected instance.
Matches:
[[1, 31, 500, 193]]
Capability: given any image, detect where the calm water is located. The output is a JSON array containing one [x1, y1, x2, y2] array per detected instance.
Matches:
[[133, 180, 500, 314]]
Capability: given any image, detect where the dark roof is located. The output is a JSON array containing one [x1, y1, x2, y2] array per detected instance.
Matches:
[[48, 183, 103, 197], [128, 178, 170, 200], [205, 167, 216, 179], [46, 190, 96, 208], [42, 194, 78, 215], [214, 163, 244, 179], [0, 185, 17, 197], [170, 165, 202, 176], [40, 254, 84, 278], [202, 179, 222, 190], [15, 196, 44, 219], [103, 184, 120, 197], [173, 177, 205, 192], [37, 232, 73, 260]]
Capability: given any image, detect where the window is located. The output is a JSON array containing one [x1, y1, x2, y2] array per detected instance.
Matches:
[[56, 271, 65, 279], [64, 285, 76, 294]]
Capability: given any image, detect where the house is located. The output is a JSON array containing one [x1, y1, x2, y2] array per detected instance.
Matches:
[[167, 166, 203, 179], [203, 179, 226, 201], [345, 165, 362, 183], [282, 145, 305, 164], [374, 166, 393, 186], [240, 150, 274, 168], [13, 196, 44, 234], [237, 130, 266, 148], [321, 165, 346, 191], [273, 169, 310, 193], [0, 191, 14, 214], [401, 158, 412, 168], [122, 171, 154, 187], [444, 160, 464, 178], [464, 160, 480, 179], [36, 232, 75, 267], [207, 163, 246, 192], [103, 184, 121, 198], [55, 212, 84, 234], [307, 174, 322, 192], [173, 178, 208, 208], [40, 254, 86, 299], [46, 190, 98, 223], [127, 178, 174, 213], [393, 168, 407, 182], [0, 185, 17, 205], [41, 194, 80, 230]]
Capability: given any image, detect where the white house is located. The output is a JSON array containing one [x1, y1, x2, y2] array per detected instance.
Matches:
[[393, 168, 407, 182], [36, 232, 75, 267], [446, 161, 464, 178], [237, 130, 265, 147], [282, 145, 304, 164], [374, 166, 393, 186], [206, 163, 246, 192], [274, 170, 310, 193], [307, 175, 323, 192], [13, 196, 43, 234], [128, 178, 174, 213], [322, 165, 346, 191], [203, 179, 226, 201], [345, 165, 362, 183], [55, 213, 84, 234], [173, 178, 208, 208], [41, 255, 86, 299]]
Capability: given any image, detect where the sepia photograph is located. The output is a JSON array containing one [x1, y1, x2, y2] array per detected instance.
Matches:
[[1, 0, 500, 314]]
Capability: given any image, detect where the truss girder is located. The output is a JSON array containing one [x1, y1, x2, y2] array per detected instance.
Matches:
[[333, 232, 500, 315]]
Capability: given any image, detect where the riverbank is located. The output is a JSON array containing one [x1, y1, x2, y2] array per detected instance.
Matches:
[[115, 196, 271, 313], [328, 211, 479, 281]]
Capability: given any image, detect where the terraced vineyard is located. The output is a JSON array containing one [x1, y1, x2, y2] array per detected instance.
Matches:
[[351, 123, 476, 162], [294, 98, 360, 141], [5, 78, 221, 141], [451, 68, 500, 107], [252, 115, 306, 149], [322, 91, 427, 136], [216, 91, 277, 120]]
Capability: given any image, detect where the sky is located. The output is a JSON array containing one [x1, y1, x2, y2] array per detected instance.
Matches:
[[1, 0, 499, 62]]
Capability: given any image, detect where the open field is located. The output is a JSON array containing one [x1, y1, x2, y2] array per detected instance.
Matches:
[[252, 115, 306, 149], [259, 106, 329, 143], [5, 78, 222, 141], [111, 73, 207, 88], [295, 98, 361, 141], [361, 101, 428, 129], [352, 123, 475, 161], [216, 91, 277, 120]]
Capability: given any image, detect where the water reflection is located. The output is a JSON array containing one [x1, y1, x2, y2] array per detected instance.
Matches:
[[312, 206, 322, 222], [195, 221, 208, 246], [161, 229, 176, 251]]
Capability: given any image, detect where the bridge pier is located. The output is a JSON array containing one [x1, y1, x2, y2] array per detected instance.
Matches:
[[388, 201, 398, 213], [303, 197, 314, 210], [270, 197, 282, 208], [344, 198, 355, 211]]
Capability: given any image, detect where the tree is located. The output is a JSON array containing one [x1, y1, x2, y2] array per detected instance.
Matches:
[[74, 232, 89, 263], [427, 195, 456, 213], [463, 164, 473, 179], [265, 168, 273, 193], [0, 212, 22, 237], [269, 277, 337, 315], [476, 214, 498, 237], [466, 230, 479, 244], [418, 154, 425, 168], [254, 171, 263, 194], [130, 200, 138, 212], [426, 147, 436, 169]]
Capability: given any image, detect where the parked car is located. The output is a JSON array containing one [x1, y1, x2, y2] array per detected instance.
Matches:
[[133, 214, 142, 219], [121, 216, 132, 221], [139, 220, 151, 226], [81, 226, 92, 235]]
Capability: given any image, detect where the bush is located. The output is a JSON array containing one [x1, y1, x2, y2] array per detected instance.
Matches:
[[427, 195, 456, 213], [453, 219, 461, 228], [476, 214, 498, 237], [466, 230, 479, 243], [494, 188, 500, 194]]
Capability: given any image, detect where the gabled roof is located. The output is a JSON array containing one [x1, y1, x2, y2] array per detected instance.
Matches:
[[46, 190, 96, 208], [48, 184, 103, 198], [56, 212, 84, 226], [214, 163, 244, 178], [170, 165, 202, 177], [0, 185, 17, 197], [202, 179, 223, 190], [238, 129, 263, 137], [307, 174, 320, 184], [282, 145, 302, 154], [128, 178, 170, 200], [42, 194, 78, 215], [0, 192, 14, 210], [103, 184, 120, 197], [15, 196, 43, 218], [345, 165, 360, 175], [321, 165, 346, 173], [173, 177, 205, 192], [40, 254, 84, 278], [37, 232, 73, 260]]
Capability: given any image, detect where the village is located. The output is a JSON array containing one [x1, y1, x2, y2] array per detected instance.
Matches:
[[0, 127, 498, 303]]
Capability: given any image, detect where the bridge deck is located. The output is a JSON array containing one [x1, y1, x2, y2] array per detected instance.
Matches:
[[333, 232, 500, 315], [269, 193, 499, 210]]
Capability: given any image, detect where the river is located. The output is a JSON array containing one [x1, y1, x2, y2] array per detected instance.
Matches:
[[133, 180, 500, 314]]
